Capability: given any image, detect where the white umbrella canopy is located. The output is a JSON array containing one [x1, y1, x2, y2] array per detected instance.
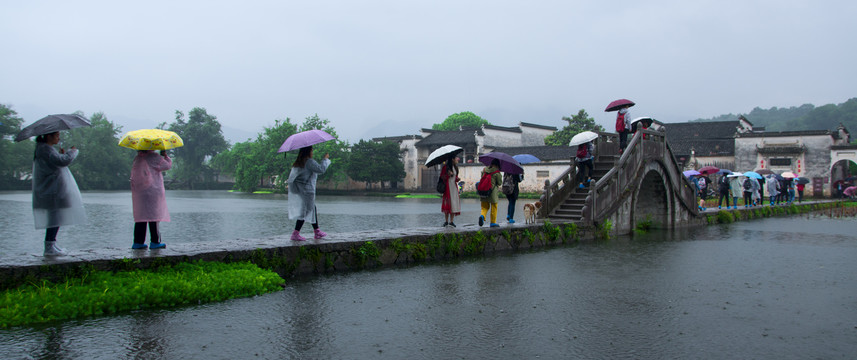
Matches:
[[424, 145, 463, 167], [568, 131, 598, 146]]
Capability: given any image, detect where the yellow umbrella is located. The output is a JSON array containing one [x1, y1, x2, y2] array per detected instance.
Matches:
[[118, 129, 184, 150]]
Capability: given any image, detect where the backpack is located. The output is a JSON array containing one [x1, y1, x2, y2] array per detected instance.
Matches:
[[743, 179, 752, 191], [698, 177, 706, 189], [576, 144, 588, 159], [501, 173, 515, 195], [615, 112, 626, 132], [476, 170, 499, 197], [436, 175, 446, 194]]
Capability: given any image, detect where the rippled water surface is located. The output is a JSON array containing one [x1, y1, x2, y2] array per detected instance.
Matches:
[[0, 190, 498, 255], [1, 192, 856, 359]]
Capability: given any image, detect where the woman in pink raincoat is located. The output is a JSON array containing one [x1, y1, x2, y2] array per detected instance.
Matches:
[[130, 150, 172, 249]]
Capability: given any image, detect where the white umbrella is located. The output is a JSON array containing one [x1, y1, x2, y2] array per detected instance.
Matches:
[[568, 131, 598, 146], [425, 145, 463, 167]]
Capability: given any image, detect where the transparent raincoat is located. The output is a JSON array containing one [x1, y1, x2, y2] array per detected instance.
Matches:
[[287, 158, 330, 221], [32, 143, 86, 229]]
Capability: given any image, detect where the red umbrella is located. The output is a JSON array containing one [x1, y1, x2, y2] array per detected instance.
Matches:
[[605, 99, 635, 112], [698, 165, 719, 175]]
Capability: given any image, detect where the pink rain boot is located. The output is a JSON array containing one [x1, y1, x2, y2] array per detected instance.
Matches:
[[314, 229, 327, 240], [291, 230, 306, 241]]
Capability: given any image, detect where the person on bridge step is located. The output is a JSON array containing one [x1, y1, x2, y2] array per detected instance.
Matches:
[[615, 105, 631, 152], [287, 146, 331, 241], [32, 132, 87, 256], [502, 171, 523, 224], [130, 150, 172, 250], [575, 141, 595, 189], [717, 174, 730, 209], [440, 157, 461, 228], [478, 159, 503, 227]]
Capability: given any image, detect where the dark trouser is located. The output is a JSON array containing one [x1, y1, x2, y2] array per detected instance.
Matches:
[[718, 190, 730, 207], [577, 159, 593, 183], [506, 194, 517, 220], [699, 190, 708, 200], [619, 131, 628, 150], [798, 189, 803, 202], [134, 222, 160, 244], [744, 192, 752, 206], [295, 206, 319, 231], [45, 227, 59, 242]]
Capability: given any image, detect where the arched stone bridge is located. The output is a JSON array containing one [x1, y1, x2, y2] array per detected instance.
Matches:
[[538, 130, 699, 234]]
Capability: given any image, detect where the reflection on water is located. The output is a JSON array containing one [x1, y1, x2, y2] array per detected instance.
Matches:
[[0, 190, 505, 255], [1, 215, 856, 358]]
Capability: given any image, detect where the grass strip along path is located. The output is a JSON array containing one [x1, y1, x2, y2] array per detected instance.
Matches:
[[0, 260, 284, 327]]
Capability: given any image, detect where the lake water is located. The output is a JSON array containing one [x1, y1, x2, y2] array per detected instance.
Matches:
[[1, 192, 856, 359], [0, 190, 509, 256]]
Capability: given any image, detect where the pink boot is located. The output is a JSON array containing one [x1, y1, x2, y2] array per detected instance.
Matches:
[[314, 229, 327, 239], [291, 230, 306, 241]]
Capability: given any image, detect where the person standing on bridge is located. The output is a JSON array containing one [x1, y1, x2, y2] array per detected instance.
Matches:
[[616, 105, 631, 152], [130, 150, 172, 249], [575, 141, 595, 188], [729, 175, 743, 209], [287, 146, 330, 241]]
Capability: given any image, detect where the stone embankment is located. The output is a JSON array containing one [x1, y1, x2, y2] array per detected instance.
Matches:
[[0, 200, 845, 290]]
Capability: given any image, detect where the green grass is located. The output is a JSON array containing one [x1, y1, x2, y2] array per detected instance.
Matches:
[[252, 190, 274, 194], [395, 193, 441, 199], [0, 260, 284, 328]]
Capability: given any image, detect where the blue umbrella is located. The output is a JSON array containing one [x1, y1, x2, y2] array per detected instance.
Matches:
[[512, 154, 540, 164], [715, 169, 732, 175], [743, 171, 762, 179]]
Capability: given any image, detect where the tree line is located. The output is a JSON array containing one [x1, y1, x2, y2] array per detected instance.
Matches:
[[0, 104, 406, 192], [691, 97, 857, 138]]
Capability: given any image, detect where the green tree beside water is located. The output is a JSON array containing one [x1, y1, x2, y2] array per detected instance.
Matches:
[[432, 111, 490, 131], [164, 108, 229, 189], [544, 109, 605, 146], [346, 139, 406, 189], [62, 112, 133, 190]]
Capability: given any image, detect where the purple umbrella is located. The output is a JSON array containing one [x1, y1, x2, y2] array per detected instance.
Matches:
[[478, 152, 523, 174], [278, 129, 335, 153], [683, 170, 701, 177], [605, 99, 635, 112]]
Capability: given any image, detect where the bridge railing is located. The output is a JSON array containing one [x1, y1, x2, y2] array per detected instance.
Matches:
[[582, 129, 699, 225], [538, 132, 617, 219]]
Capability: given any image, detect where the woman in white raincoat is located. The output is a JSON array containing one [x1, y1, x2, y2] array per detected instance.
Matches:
[[287, 146, 330, 241], [130, 150, 172, 249], [32, 132, 87, 256]]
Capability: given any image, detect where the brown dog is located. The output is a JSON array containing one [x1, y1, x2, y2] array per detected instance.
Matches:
[[523, 201, 542, 224]]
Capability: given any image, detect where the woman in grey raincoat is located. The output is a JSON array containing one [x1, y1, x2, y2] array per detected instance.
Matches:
[[32, 132, 87, 256], [287, 146, 330, 241]]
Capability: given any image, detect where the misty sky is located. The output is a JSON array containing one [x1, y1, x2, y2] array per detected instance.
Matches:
[[2, 1, 856, 144]]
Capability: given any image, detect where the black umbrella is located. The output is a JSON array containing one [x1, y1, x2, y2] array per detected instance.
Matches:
[[15, 114, 91, 142], [795, 177, 810, 184]]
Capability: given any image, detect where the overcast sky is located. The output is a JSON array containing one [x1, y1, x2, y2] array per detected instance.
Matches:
[[2, 1, 856, 144]]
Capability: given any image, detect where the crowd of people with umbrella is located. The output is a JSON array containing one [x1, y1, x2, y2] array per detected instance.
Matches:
[[683, 165, 811, 211]]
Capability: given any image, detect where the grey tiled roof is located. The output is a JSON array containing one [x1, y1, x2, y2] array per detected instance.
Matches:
[[416, 130, 480, 147], [665, 121, 740, 156]]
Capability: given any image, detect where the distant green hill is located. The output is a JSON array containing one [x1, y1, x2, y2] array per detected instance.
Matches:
[[690, 98, 857, 136]]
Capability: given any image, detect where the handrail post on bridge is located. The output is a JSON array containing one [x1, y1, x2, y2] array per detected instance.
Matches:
[[543, 179, 550, 218]]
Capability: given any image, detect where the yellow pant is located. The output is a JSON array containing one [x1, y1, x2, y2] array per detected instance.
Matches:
[[480, 201, 497, 224]]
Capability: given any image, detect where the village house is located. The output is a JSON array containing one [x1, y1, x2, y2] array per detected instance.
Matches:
[[374, 122, 560, 192]]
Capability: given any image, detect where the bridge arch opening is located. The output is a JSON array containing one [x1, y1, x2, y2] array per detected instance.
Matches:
[[633, 168, 671, 229]]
